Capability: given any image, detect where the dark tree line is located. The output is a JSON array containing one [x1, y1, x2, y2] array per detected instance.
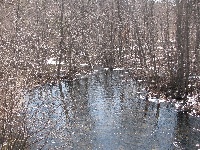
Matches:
[[0, 0, 199, 98]]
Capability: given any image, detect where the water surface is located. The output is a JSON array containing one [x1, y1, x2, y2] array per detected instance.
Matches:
[[25, 70, 200, 150]]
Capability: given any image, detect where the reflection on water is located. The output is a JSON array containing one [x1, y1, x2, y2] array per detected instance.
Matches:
[[24, 70, 200, 150]]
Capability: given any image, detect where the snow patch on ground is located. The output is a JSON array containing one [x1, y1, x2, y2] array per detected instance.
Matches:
[[47, 58, 64, 65], [148, 97, 166, 103], [80, 63, 89, 67], [113, 67, 124, 71], [174, 94, 200, 116], [188, 76, 200, 80]]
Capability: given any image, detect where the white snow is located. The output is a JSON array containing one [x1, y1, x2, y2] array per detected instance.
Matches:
[[75, 73, 81, 76], [47, 58, 64, 65], [148, 97, 166, 103], [157, 46, 163, 50], [188, 76, 200, 80], [159, 99, 166, 103], [137, 80, 143, 82], [80, 63, 89, 67], [148, 98, 159, 103], [113, 67, 124, 71], [137, 67, 143, 70]]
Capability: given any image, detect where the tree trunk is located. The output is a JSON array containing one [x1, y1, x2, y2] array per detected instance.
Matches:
[[57, 0, 65, 78]]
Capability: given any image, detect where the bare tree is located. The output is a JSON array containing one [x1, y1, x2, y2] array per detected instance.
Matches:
[[57, 0, 65, 78]]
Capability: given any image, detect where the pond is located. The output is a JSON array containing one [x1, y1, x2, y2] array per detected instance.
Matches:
[[24, 70, 200, 150]]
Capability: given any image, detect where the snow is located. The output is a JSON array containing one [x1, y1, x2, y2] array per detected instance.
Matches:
[[47, 58, 64, 65], [137, 67, 143, 70], [159, 99, 166, 103], [175, 102, 182, 110], [148, 97, 166, 103], [137, 80, 143, 82], [75, 73, 81, 76], [187, 95, 199, 106], [148, 97, 159, 103], [80, 63, 89, 67], [157, 46, 163, 50], [113, 67, 124, 71], [188, 76, 200, 80]]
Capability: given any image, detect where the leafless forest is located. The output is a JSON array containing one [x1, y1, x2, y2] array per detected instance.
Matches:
[[0, 0, 200, 149]]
